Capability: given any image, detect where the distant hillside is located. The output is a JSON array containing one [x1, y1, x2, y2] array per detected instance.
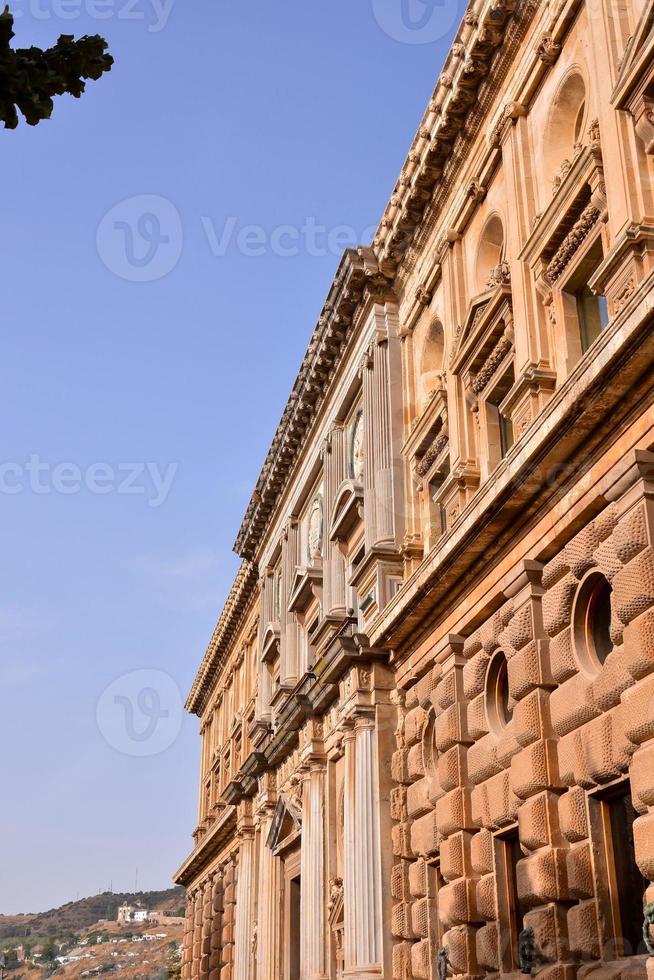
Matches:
[[0, 887, 185, 939]]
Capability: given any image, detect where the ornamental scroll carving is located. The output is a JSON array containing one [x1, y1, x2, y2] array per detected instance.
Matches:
[[486, 260, 511, 289], [544, 203, 601, 284]]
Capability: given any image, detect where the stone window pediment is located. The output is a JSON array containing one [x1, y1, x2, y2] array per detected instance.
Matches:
[[261, 622, 280, 664], [287, 563, 323, 614], [267, 794, 302, 854], [451, 282, 512, 375], [612, 5, 654, 134], [329, 479, 364, 546]]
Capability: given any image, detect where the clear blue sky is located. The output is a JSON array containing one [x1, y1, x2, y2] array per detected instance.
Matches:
[[0, 0, 462, 914]]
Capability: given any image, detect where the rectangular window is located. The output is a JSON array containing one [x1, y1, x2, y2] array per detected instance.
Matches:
[[487, 364, 515, 460], [578, 286, 609, 352], [591, 783, 647, 958], [494, 826, 523, 973]]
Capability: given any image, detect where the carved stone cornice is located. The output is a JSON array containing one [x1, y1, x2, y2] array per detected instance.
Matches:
[[186, 560, 259, 716]]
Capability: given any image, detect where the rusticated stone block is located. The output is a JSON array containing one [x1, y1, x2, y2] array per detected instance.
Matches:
[[567, 899, 600, 960], [439, 878, 480, 927], [517, 847, 570, 907], [582, 708, 633, 784], [223, 882, 235, 904], [480, 608, 510, 653], [630, 741, 654, 812], [392, 941, 412, 980], [511, 739, 562, 799], [508, 602, 535, 651], [392, 901, 416, 940], [407, 743, 426, 782], [414, 669, 436, 708], [391, 861, 411, 901], [411, 810, 439, 857], [436, 787, 473, 837], [550, 627, 577, 684], [593, 536, 623, 583], [524, 902, 569, 964], [435, 704, 471, 752], [221, 921, 234, 946], [409, 857, 432, 898], [496, 729, 522, 769], [614, 504, 649, 564], [595, 502, 620, 540], [509, 640, 554, 702], [440, 831, 471, 881], [613, 547, 654, 625], [471, 769, 519, 829], [470, 829, 494, 875], [464, 631, 483, 657], [441, 925, 479, 975], [621, 674, 654, 745], [476, 921, 500, 972], [558, 787, 588, 842], [543, 552, 570, 590], [467, 693, 489, 741], [518, 791, 562, 851], [543, 574, 577, 638], [634, 810, 654, 879], [514, 688, 553, 748], [558, 730, 592, 788], [391, 785, 408, 822], [393, 821, 416, 859], [405, 685, 420, 709], [392, 747, 411, 785], [565, 524, 602, 580], [405, 706, 428, 747], [566, 841, 594, 899], [434, 671, 457, 711], [411, 897, 436, 939], [476, 872, 496, 921], [624, 608, 654, 680], [467, 734, 501, 785], [438, 744, 467, 792], [550, 674, 599, 738], [407, 777, 432, 819], [411, 939, 430, 980], [589, 649, 634, 712], [464, 651, 490, 700]]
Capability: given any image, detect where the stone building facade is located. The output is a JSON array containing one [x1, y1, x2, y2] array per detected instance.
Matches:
[[174, 2, 654, 979]]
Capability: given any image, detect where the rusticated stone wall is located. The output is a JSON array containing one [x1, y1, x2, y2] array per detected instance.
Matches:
[[392, 478, 654, 980]]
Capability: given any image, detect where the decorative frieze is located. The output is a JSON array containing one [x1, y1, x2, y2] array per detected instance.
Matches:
[[544, 203, 602, 284]]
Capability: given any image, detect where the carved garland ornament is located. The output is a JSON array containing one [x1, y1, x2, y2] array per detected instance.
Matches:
[[416, 434, 449, 478], [545, 203, 602, 284], [472, 332, 513, 395]]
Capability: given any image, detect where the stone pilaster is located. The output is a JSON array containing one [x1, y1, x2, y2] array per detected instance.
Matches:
[[191, 888, 203, 980], [301, 763, 329, 980], [323, 423, 347, 618], [181, 895, 194, 980], [233, 833, 255, 980], [362, 304, 404, 552], [256, 811, 280, 980], [281, 518, 300, 684]]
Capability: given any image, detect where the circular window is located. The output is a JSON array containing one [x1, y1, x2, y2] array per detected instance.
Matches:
[[486, 651, 512, 734], [573, 571, 614, 673]]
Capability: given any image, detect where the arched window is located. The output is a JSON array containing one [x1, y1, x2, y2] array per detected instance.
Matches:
[[486, 650, 512, 734], [420, 317, 445, 404], [476, 215, 505, 293], [573, 570, 614, 673], [544, 71, 587, 184]]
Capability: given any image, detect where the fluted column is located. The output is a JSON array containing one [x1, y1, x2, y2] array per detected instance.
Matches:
[[343, 726, 357, 972], [256, 812, 280, 980], [191, 888, 203, 980], [301, 764, 329, 980], [353, 718, 382, 971], [322, 423, 347, 617], [362, 304, 404, 551], [208, 872, 224, 980], [181, 895, 194, 980], [281, 518, 300, 683], [233, 834, 255, 980]]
